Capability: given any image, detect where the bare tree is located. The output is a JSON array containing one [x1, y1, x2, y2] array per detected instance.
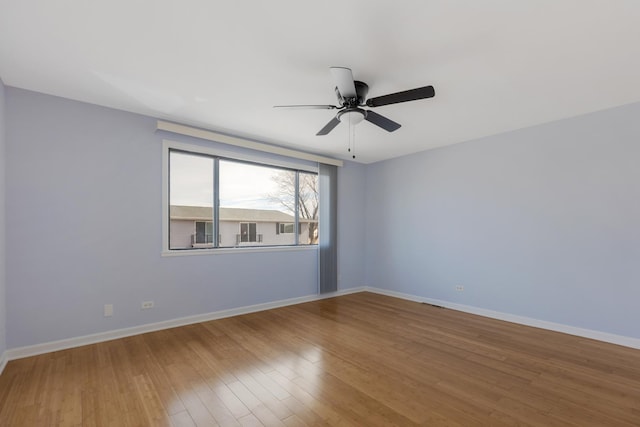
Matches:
[[269, 171, 318, 243]]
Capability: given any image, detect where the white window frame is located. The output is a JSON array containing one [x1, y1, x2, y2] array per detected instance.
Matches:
[[162, 139, 318, 256]]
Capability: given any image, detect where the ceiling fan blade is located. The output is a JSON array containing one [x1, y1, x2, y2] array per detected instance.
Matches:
[[316, 117, 341, 136], [364, 110, 401, 132], [366, 85, 435, 107], [274, 104, 338, 109], [330, 67, 357, 99]]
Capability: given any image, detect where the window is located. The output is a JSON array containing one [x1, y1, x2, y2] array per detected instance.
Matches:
[[277, 223, 294, 234], [299, 171, 319, 245], [169, 152, 214, 250], [195, 221, 213, 244], [239, 222, 258, 243], [165, 142, 318, 252]]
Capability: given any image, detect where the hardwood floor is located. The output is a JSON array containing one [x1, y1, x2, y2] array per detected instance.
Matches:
[[1, 292, 639, 426]]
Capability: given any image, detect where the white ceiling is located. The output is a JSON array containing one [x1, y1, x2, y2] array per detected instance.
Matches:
[[1, 1, 640, 163]]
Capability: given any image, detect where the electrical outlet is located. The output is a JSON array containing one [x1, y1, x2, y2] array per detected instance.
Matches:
[[141, 301, 154, 310], [104, 304, 113, 317], [455, 285, 464, 292]]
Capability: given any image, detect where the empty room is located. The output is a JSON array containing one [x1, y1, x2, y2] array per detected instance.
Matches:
[[1, 1, 639, 426]]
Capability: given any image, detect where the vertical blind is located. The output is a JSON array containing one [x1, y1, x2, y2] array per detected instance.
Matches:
[[318, 163, 338, 294]]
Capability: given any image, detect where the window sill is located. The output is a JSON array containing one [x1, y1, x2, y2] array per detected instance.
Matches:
[[161, 245, 318, 257]]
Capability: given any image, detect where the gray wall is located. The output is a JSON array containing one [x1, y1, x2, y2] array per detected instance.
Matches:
[[0, 77, 6, 356], [366, 102, 640, 338], [5, 88, 366, 349], [5, 82, 638, 350]]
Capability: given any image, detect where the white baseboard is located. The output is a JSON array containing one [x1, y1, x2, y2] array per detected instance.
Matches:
[[365, 287, 640, 350], [5, 284, 638, 364], [0, 351, 7, 376], [6, 286, 366, 361]]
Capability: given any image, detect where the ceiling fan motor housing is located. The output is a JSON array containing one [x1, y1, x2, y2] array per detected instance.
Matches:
[[336, 81, 369, 107], [354, 81, 369, 105]]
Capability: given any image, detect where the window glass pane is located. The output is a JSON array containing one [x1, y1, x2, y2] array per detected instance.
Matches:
[[279, 223, 294, 233], [166, 143, 319, 251], [249, 223, 257, 241], [240, 223, 248, 243], [299, 172, 319, 245], [239, 222, 259, 243], [194, 221, 214, 244], [219, 160, 296, 246], [169, 151, 214, 249], [195, 222, 206, 243]]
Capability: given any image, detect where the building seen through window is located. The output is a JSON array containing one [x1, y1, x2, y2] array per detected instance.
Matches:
[[169, 150, 318, 250]]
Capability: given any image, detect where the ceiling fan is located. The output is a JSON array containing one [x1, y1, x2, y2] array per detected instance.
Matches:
[[275, 67, 435, 136]]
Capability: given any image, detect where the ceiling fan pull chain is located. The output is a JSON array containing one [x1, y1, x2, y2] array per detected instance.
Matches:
[[347, 114, 352, 154], [352, 118, 356, 159]]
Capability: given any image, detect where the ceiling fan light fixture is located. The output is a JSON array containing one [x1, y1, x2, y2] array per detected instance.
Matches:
[[337, 108, 366, 125]]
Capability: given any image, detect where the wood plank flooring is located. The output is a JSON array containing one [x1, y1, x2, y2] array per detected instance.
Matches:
[[1, 292, 639, 426]]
